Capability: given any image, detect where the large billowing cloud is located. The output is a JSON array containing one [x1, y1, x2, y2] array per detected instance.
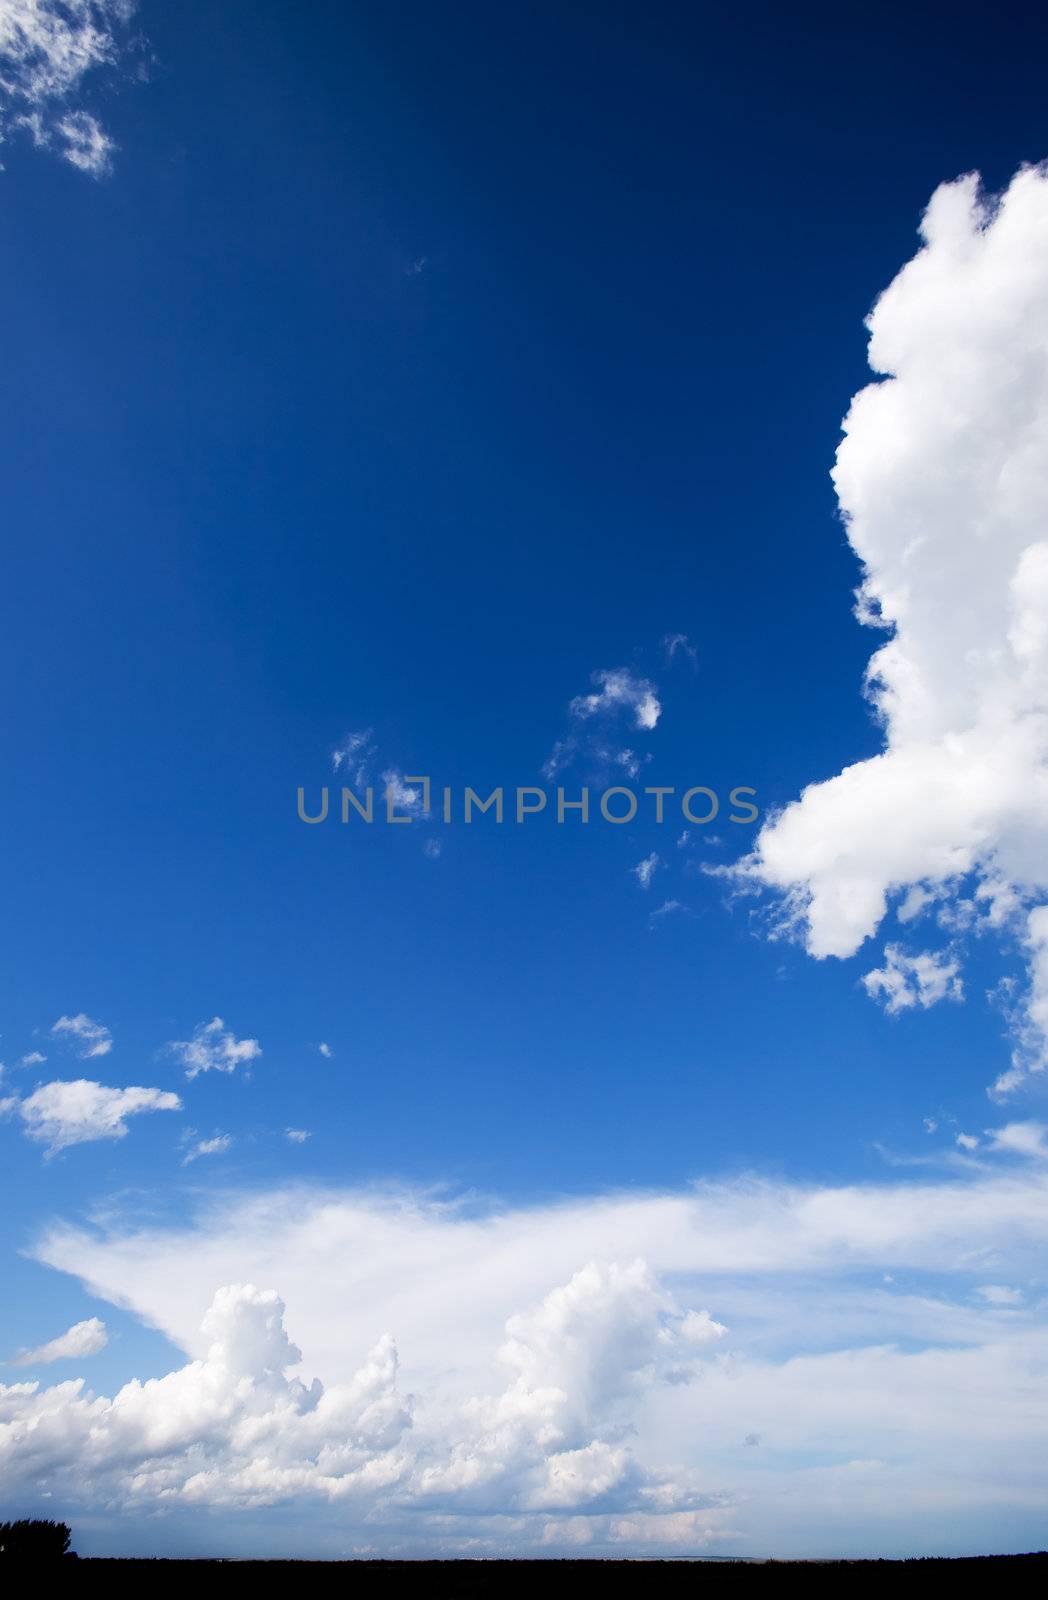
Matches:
[[0, 1266, 730, 1547], [13, 1145, 1048, 1556], [732, 165, 1048, 1095]]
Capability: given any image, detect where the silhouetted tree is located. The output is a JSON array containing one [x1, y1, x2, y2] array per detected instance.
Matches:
[[0, 1519, 74, 1559]]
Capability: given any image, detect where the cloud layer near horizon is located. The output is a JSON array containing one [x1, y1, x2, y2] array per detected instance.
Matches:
[[732, 165, 1048, 1095], [8, 1144, 1048, 1557]]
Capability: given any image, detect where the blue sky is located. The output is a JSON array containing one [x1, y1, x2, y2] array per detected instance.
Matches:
[[2, 0, 1048, 1561]]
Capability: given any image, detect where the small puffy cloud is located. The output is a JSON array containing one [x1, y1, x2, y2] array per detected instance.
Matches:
[[318, 1042, 333, 1058], [727, 166, 1048, 1094], [181, 1134, 233, 1167], [285, 1128, 311, 1144], [571, 668, 661, 730], [10, 1316, 107, 1367], [862, 947, 963, 1015], [169, 1017, 261, 1079], [381, 770, 425, 817], [678, 1308, 728, 1346], [331, 735, 433, 827], [633, 853, 661, 890], [50, 1012, 112, 1058], [976, 1285, 1023, 1305], [52, 107, 111, 171], [544, 667, 661, 779], [18, 1051, 46, 1068], [984, 1121, 1048, 1159], [423, 836, 443, 859], [1, 1078, 181, 1154], [0, 0, 137, 175], [956, 1133, 980, 1151], [923, 1118, 939, 1134]]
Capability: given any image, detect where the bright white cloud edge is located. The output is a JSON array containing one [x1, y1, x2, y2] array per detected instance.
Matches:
[[729, 163, 1048, 1097]]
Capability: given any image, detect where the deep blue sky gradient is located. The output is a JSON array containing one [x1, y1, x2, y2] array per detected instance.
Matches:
[[3, 0, 1047, 1369]]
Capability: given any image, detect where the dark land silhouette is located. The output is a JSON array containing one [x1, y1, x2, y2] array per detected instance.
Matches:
[[3, 1523, 1048, 1588]]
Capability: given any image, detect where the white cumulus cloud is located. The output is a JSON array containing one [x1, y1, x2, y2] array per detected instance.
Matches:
[[862, 945, 963, 1014], [168, 1017, 261, 1079], [1, 1078, 180, 1153], [728, 165, 1048, 1095], [984, 1120, 1048, 1159], [0, 1269, 726, 1539]]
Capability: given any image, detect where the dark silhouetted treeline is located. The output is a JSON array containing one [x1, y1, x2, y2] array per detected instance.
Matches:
[[0, 1519, 74, 1559]]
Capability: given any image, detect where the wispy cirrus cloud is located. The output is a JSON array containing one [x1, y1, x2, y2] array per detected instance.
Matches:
[[633, 853, 661, 890], [331, 728, 375, 785], [544, 667, 661, 781], [9, 1315, 107, 1366], [330, 731, 429, 825], [51, 1012, 111, 1058], [181, 1132, 233, 1166], [976, 1284, 1023, 1305], [662, 632, 697, 668], [649, 898, 687, 926], [0, 0, 140, 175]]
